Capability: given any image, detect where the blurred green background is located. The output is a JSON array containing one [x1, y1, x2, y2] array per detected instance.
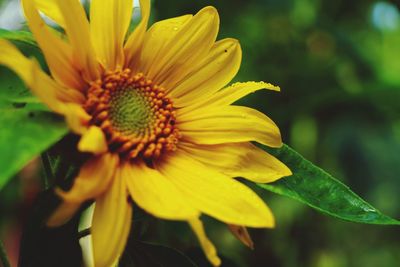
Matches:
[[0, 0, 400, 266]]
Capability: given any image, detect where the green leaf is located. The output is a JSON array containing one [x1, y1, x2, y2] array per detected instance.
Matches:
[[0, 102, 68, 191], [0, 66, 40, 103], [0, 29, 36, 46], [0, 28, 40, 104], [0, 238, 11, 267], [0, 29, 65, 189], [259, 144, 400, 225]]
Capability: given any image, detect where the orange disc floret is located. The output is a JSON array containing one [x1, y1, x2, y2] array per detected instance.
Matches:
[[84, 69, 180, 161]]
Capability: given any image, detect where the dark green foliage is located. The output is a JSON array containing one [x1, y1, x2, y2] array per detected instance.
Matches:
[[0, 30, 68, 191], [260, 144, 399, 225], [120, 240, 198, 267], [0, 104, 68, 190], [18, 190, 83, 267]]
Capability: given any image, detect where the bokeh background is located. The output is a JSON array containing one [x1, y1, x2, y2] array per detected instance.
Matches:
[[0, 0, 400, 266]]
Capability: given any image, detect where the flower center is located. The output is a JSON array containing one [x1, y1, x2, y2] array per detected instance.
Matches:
[[84, 69, 180, 160]]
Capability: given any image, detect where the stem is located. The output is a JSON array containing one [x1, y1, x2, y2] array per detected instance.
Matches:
[[0, 239, 11, 267], [41, 152, 54, 189], [77, 228, 91, 239]]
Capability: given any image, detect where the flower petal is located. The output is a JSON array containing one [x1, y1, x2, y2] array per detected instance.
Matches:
[[212, 81, 280, 106], [181, 81, 280, 115], [92, 169, 132, 267], [169, 38, 241, 108], [78, 126, 108, 155], [90, 0, 133, 69], [0, 39, 82, 113], [124, 0, 151, 71], [64, 103, 91, 134], [56, 153, 119, 203], [34, 0, 65, 27], [46, 201, 82, 227], [137, 14, 192, 73], [23, 0, 85, 90], [180, 142, 291, 183], [156, 151, 275, 228], [54, 0, 100, 81], [124, 162, 199, 220], [178, 106, 282, 147], [140, 6, 219, 86], [188, 217, 221, 267]]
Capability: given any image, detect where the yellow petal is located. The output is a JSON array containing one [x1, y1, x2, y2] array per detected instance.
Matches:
[[156, 151, 275, 228], [140, 6, 219, 85], [64, 103, 91, 134], [227, 224, 254, 249], [34, 0, 65, 27], [0, 39, 81, 114], [78, 126, 108, 155], [170, 38, 241, 108], [189, 217, 221, 267], [178, 106, 282, 148], [22, 0, 85, 90], [124, 0, 151, 71], [56, 153, 119, 203], [92, 170, 132, 267], [213, 81, 280, 106], [181, 81, 280, 115], [46, 201, 82, 227], [180, 142, 291, 183], [124, 162, 199, 220], [54, 0, 100, 81], [137, 14, 192, 73], [90, 0, 133, 69]]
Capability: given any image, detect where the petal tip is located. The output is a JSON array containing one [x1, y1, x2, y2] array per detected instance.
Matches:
[[249, 204, 276, 228], [77, 126, 108, 155], [201, 6, 218, 14], [46, 200, 81, 228], [199, 6, 220, 23], [261, 213, 276, 229], [283, 165, 293, 177], [224, 38, 240, 49]]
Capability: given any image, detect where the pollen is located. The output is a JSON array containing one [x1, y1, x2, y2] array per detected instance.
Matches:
[[84, 69, 180, 160]]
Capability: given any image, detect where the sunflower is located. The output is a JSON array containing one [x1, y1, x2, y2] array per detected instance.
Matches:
[[0, 0, 291, 266]]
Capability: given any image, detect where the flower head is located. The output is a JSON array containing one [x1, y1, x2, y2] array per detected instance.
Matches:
[[0, 0, 291, 266]]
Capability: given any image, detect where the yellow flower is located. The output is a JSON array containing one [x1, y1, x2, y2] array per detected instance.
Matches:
[[0, 0, 291, 266]]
